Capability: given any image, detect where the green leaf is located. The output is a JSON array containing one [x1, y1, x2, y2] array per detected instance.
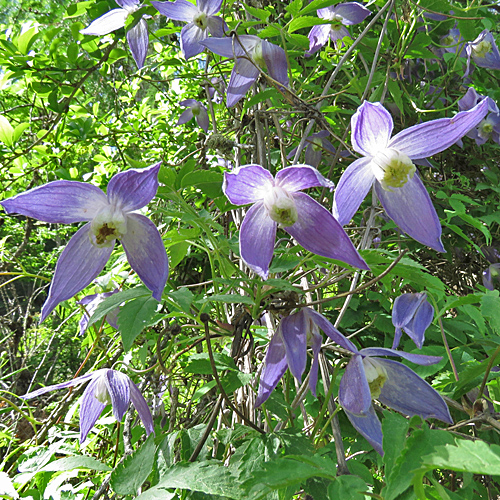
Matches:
[[327, 475, 368, 500], [41, 456, 111, 472], [0, 115, 14, 146], [203, 294, 254, 305], [387, 79, 404, 113], [288, 16, 329, 34], [166, 287, 193, 313], [243, 4, 270, 22], [298, 0, 337, 16], [181, 171, 223, 198], [382, 411, 409, 478], [286, 0, 303, 17], [65, 1, 93, 19], [12, 122, 29, 144], [118, 296, 159, 351], [110, 434, 156, 495], [481, 291, 500, 335], [184, 352, 237, 374], [17, 26, 38, 55]]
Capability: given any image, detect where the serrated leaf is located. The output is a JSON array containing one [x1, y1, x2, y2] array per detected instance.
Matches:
[[286, 0, 303, 16], [41, 456, 111, 472], [118, 296, 158, 351], [110, 434, 156, 495]]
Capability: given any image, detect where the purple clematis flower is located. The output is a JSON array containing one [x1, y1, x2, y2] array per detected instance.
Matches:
[[332, 99, 489, 252], [152, 0, 226, 59], [339, 345, 452, 455], [80, 0, 149, 69], [0, 163, 169, 322], [256, 307, 356, 406], [483, 263, 500, 290], [392, 292, 434, 349], [438, 27, 466, 58], [223, 164, 368, 279], [22, 369, 154, 443], [78, 290, 120, 336], [466, 30, 500, 75], [176, 99, 210, 132], [200, 35, 289, 107], [458, 88, 500, 146], [307, 2, 370, 56], [287, 131, 342, 168]]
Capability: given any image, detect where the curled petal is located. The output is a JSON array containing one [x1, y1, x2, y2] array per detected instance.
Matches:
[[344, 406, 383, 455], [339, 354, 372, 415], [40, 224, 113, 322], [239, 202, 276, 280], [180, 23, 206, 59], [280, 311, 307, 382], [79, 377, 106, 443], [332, 157, 374, 226], [262, 40, 289, 87], [1, 181, 108, 223], [121, 214, 169, 301], [127, 18, 149, 69], [176, 108, 194, 126], [351, 101, 393, 157], [276, 165, 334, 192], [255, 331, 288, 406], [377, 358, 453, 424], [129, 381, 154, 435], [107, 163, 161, 213], [286, 192, 369, 270], [80, 9, 128, 36], [307, 25, 331, 55], [223, 164, 274, 205], [152, 0, 198, 21], [104, 370, 130, 421], [226, 58, 260, 107], [375, 174, 445, 252]]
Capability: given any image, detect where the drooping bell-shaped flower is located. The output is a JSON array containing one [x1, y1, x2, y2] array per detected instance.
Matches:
[[332, 99, 489, 251], [21, 369, 154, 443], [466, 30, 500, 75], [200, 35, 289, 107], [80, 0, 149, 69], [152, 0, 226, 59], [0, 163, 169, 322], [176, 99, 210, 132], [392, 292, 434, 349], [223, 164, 368, 279], [438, 27, 466, 58], [307, 2, 371, 56], [339, 346, 452, 455]]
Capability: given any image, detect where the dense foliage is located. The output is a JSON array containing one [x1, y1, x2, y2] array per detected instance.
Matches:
[[1, 0, 500, 498]]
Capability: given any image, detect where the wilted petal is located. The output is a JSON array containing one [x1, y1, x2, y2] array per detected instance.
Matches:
[[390, 99, 489, 159], [129, 381, 154, 435], [376, 358, 452, 423], [226, 58, 260, 107], [0, 181, 108, 223], [121, 214, 169, 301], [333, 2, 371, 25], [40, 224, 113, 322], [239, 202, 276, 279], [80, 9, 128, 36], [255, 331, 288, 406], [127, 18, 148, 68], [262, 40, 289, 87], [344, 406, 383, 455], [280, 311, 307, 382], [286, 193, 369, 270], [107, 163, 161, 213], [152, 0, 198, 21], [307, 25, 331, 55], [79, 377, 106, 443], [360, 348, 442, 366], [339, 354, 372, 415], [332, 157, 374, 226], [104, 370, 130, 421], [375, 174, 445, 252], [351, 101, 393, 157], [223, 164, 274, 205], [180, 23, 206, 59], [176, 108, 194, 126], [276, 165, 334, 192]]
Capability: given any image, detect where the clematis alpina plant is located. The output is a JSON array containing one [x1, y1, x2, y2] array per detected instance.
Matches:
[[223, 164, 368, 279], [152, 0, 226, 59], [338, 344, 452, 455], [255, 308, 354, 406], [466, 30, 500, 75], [392, 292, 434, 349], [307, 2, 371, 56], [200, 35, 289, 107], [332, 99, 489, 251], [0, 163, 169, 322], [80, 0, 149, 69], [22, 369, 154, 443], [176, 99, 210, 132], [78, 290, 120, 336]]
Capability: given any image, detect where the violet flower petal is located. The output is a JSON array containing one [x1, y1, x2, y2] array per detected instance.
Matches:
[[375, 174, 445, 252], [328, 26, 351, 45], [392, 293, 424, 328], [227, 58, 260, 107], [40, 224, 113, 322], [199, 0, 222, 16], [180, 23, 206, 59], [332, 157, 374, 226], [0, 181, 108, 223], [276, 165, 334, 192], [104, 370, 130, 421], [304, 145, 322, 168], [21, 371, 100, 400], [152, 0, 198, 21], [280, 311, 307, 382], [80, 9, 128, 36], [333, 2, 371, 25], [338, 354, 372, 415], [223, 164, 274, 205], [176, 108, 194, 126], [467, 30, 500, 73], [79, 377, 106, 443], [120, 213, 169, 301], [376, 358, 453, 424], [360, 348, 442, 366], [127, 18, 148, 68], [129, 381, 154, 435], [116, 0, 139, 8], [200, 36, 245, 58], [107, 163, 161, 213], [344, 406, 384, 455], [239, 202, 276, 279], [307, 24, 331, 55], [404, 299, 433, 349], [262, 40, 289, 87], [286, 193, 369, 270], [196, 105, 210, 132], [206, 16, 226, 37]]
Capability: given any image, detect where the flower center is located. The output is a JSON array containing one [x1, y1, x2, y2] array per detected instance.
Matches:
[[252, 41, 266, 69], [193, 12, 208, 30], [371, 148, 416, 191], [363, 357, 388, 399], [192, 103, 201, 117], [90, 206, 128, 248], [478, 119, 493, 138], [263, 185, 298, 226], [94, 375, 111, 405], [473, 40, 492, 59], [311, 137, 323, 151]]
